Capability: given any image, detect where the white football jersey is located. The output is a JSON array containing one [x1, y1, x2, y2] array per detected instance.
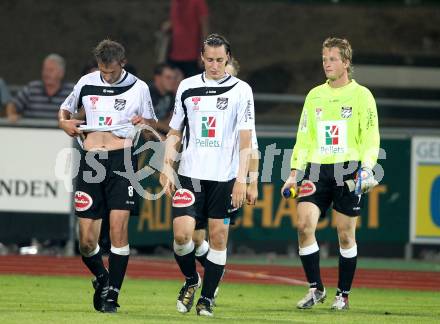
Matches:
[[60, 70, 157, 138], [170, 73, 256, 181]]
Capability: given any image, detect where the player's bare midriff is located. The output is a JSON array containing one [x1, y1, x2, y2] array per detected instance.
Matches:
[[83, 131, 132, 151]]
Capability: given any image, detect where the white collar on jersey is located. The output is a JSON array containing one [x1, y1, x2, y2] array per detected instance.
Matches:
[[100, 69, 127, 86], [201, 72, 231, 85]]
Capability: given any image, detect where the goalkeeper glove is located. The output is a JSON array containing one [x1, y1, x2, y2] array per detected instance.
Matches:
[[345, 167, 378, 194]]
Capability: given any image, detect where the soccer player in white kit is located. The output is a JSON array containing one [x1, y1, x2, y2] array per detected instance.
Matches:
[[160, 34, 255, 317], [190, 57, 259, 305], [58, 39, 157, 313]]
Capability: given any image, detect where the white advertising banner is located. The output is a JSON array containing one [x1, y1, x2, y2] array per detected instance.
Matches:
[[0, 127, 73, 213]]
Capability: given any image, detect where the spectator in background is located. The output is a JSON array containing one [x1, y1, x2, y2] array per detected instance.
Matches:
[[6, 54, 73, 121], [162, 0, 209, 78], [171, 65, 184, 95], [149, 63, 178, 136], [81, 59, 98, 76], [0, 78, 12, 116]]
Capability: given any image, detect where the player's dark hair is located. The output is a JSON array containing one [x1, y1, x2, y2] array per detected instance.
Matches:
[[202, 33, 232, 58], [153, 62, 175, 76], [93, 39, 126, 65], [323, 37, 353, 77]]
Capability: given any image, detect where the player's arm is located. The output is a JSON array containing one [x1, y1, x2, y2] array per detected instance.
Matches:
[[232, 129, 252, 208], [132, 83, 158, 127], [357, 88, 380, 193], [58, 80, 85, 137], [246, 129, 259, 205], [159, 128, 182, 197], [359, 88, 380, 170], [233, 83, 254, 208], [58, 109, 84, 137], [281, 97, 312, 197], [159, 83, 185, 196]]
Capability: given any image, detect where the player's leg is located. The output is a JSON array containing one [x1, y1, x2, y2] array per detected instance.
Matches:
[[75, 152, 109, 312], [172, 176, 203, 313], [173, 215, 199, 313], [295, 201, 327, 309], [103, 209, 130, 312], [78, 216, 110, 312], [196, 218, 228, 317], [100, 148, 136, 312], [332, 210, 358, 310], [331, 165, 362, 311], [193, 227, 209, 267], [195, 179, 233, 317]]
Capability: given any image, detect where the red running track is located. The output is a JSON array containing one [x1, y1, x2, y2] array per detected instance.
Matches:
[[0, 255, 438, 291]]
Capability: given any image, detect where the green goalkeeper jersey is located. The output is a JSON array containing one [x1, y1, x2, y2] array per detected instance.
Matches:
[[291, 79, 380, 171]]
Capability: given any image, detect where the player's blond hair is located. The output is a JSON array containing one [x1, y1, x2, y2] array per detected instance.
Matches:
[[323, 37, 353, 77]]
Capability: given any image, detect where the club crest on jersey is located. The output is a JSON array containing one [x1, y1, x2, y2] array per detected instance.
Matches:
[[172, 189, 195, 207], [216, 97, 228, 110], [90, 96, 99, 109], [75, 191, 93, 211], [341, 106, 352, 118], [114, 98, 126, 111], [192, 97, 201, 110]]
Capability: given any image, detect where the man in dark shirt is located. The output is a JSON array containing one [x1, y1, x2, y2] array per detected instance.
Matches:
[[149, 63, 176, 136], [6, 54, 73, 121]]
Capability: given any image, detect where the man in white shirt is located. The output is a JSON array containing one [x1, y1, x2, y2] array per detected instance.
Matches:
[[160, 34, 255, 317], [58, 39, 157, 313], [190, 57, 259, 305]]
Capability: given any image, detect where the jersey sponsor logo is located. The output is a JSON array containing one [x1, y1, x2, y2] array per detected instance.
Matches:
[[299, 110, 308, 132], [103, 89, 114, 94], [318, 120, 347, 154], [245, 100, 253, 121], [341, 106, 352, 118], [298, 180, 316, 197], [90, 96, 99, 107], [315, 108, 323, 119], [66, 93, 76, 107], [172, 189, 195, 207], [74, 191, 93, 211], [192, 97, 201, 110], [325, 125, 339, 145], [99, 116, 113, 126], [201, 116, 216, 137], [114, 98, 126, 111], [216, 97, 228, 110], [196, 113, 223, 147]]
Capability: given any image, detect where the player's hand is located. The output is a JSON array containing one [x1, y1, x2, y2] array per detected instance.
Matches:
[[358, 167, 378, 193], [281, 170, 297, 198], [159, 166, 176, 197], [232, 181, 247, 209], [131, 115, 144, 125], [59, 119, 84, 137], [246, 182, 258, 205]]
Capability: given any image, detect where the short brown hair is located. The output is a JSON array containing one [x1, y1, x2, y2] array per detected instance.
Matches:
[[323, 37, 353, 77], [93, 39, 126, 65]]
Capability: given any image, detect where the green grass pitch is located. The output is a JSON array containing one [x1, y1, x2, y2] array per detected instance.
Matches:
[[0, 275, 438, 323]]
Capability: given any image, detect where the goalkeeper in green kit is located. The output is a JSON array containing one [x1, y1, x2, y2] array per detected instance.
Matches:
[[281, 37, 380, 311]]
